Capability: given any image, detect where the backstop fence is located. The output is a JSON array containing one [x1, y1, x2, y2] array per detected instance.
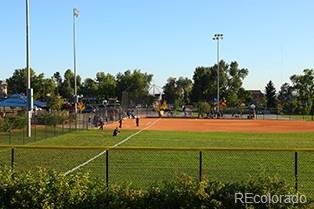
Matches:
[[134, 107, 314, 121], [0, 146, 313, 198]]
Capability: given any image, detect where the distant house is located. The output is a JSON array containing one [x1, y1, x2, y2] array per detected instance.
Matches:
[[0, 80, 8, 98], [246, 90, 265, 107]]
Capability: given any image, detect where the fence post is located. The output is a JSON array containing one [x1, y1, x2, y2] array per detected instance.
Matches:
[[106, 150, 109, 188], [11, 148, 15, 169], [86, 114, 89, 130], [75, 115, 77, 130], [9, 130, 11, 145], [294, 152, 298, 192], [45, 125, 47, 139], [22, 126, 25, 144], [34, 124, 37, 141], [199, 151, 202, 182], [62, 121, 64, 133]]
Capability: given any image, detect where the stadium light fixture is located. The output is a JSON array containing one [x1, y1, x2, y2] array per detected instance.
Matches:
[[212, 33, 223, 113]]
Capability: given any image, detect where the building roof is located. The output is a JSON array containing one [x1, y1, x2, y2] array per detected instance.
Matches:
[[247, 90, 264, 94]]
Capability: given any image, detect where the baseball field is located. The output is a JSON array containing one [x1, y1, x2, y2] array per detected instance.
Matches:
[[0, 117, 314, 196]]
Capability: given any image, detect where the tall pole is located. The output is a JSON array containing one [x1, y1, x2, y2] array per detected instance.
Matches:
[[26, 0, 32, 137], [212, 34, 223, 113], [73, 8, 79, 114], [216, 38, 220, 112]]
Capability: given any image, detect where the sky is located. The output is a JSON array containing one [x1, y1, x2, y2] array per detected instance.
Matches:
[[1, 0, 314, 92]]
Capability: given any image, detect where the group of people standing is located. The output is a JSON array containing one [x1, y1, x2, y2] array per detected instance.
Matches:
[[114, 112, 140, 136]]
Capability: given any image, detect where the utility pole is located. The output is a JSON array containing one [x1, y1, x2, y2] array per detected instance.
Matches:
[[26, 0, 32, 137], [73, 8, 79, 114]]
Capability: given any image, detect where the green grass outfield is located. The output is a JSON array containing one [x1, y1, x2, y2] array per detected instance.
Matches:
[[0, 129, 314, 196]]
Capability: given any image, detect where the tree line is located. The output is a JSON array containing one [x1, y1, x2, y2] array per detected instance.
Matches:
[[6, 68, 153, 109], [265, 69, 314, 114], [4, 60, 314, 114]]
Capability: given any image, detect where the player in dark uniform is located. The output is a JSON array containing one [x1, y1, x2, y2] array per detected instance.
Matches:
[[112, 127, 120, 136], [119, 119, 122, 128]]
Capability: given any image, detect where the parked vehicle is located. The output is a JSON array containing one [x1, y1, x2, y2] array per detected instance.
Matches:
[[82, 105, 96, 113]]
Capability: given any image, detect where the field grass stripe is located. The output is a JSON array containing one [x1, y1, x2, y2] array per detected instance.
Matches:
[[63, 151, 107, 175], [63, 118, 161, 175]]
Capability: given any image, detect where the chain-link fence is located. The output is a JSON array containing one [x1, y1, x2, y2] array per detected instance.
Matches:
[[81, 105, 314, 121], [0, 146, 313, 198], [0, 113, 92, 145], [131, 107, 314, 121]]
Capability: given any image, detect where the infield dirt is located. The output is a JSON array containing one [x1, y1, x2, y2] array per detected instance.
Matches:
[[105, 118, 314, 133]]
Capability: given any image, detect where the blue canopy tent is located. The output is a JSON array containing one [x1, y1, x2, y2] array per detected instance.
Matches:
[[0, 97, 27, 107], [0, 96, 47, 109]]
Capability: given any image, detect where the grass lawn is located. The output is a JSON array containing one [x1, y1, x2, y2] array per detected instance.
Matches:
[[0, 129, 313, 197]]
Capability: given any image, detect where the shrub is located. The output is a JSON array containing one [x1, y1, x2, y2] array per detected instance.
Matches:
[[197, 101, 210, 118], [36, 111, 69, 126], [0, 166, 96, 209], [0, 115, 26, 132], [0, 167, 310, 209]]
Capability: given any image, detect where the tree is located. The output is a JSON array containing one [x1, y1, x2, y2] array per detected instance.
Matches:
[[37, 78, 57, 101], [176, 77, 192, 105], [265, 81, 277, 108], [80, 78, 98, 98], [163, 77, 192, 107], [277, 83, 295, 113], [190, 66, 216, 102], [47, 95, 63, 111], [96, 72, 116, 100], [60, 70, 74, 100], [6, 68, 30, 95], [53, 72, 62, 96], [290, 69, 314, 114], [163, 77, 177, 105], [6, 68, 55, 100], [226, 62, 249, 106], [265, 80, 277, 109], [237, 87, 252, 105], [59, 69, 81, 101], [116, 70, 153, 105], [190, 60, 248, 105]]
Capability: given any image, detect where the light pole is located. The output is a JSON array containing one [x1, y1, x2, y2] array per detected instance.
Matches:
[[26, 0, 32, 137], [212, 33, 223, 113], [73, 8, 79, 114]]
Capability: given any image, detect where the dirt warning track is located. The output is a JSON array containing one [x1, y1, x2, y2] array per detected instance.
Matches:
[[105, 118, 314, 133]]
